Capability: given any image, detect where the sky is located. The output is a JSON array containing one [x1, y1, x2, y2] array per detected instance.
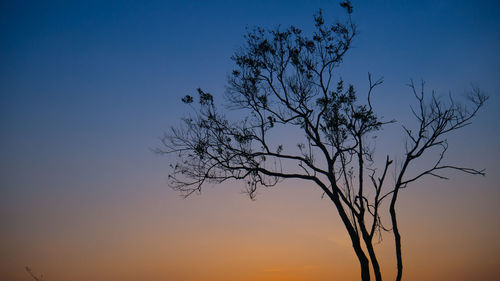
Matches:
[[1, 0, 499, 280]]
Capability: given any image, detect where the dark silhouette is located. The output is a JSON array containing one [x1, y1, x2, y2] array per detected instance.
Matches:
[[26, 266, 44, 281], [158, 1, 487, 280]]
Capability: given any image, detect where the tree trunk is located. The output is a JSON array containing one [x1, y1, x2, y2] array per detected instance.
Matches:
[[352, 239, 371, 281], [363, 236, 382, 281], [327, 192, 371, 281], [390, 195, 403, 281]]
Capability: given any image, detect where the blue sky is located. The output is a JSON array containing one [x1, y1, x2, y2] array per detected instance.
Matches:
[[1, 1, 499, 280]]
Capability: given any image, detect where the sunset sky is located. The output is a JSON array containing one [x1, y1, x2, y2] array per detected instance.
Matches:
[[1, 1, 499, 280]]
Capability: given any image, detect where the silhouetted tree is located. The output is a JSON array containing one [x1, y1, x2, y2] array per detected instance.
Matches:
[[158, 2, 487, 280]]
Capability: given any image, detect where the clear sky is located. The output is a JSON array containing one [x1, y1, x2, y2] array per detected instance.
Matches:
[[1, 0, 499, 280]]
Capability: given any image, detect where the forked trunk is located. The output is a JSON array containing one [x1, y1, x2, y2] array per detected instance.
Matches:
[[363, 237, 382, 281], [348, 231, 371, 281]]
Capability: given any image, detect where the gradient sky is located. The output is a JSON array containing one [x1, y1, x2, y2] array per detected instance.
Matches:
[[1, 1, 499, 280]]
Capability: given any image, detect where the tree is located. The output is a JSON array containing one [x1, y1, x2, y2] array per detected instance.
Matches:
[[158, 2, 487, 280]]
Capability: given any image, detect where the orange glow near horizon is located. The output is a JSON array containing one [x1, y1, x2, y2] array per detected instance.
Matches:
[[2, 177, 499, 281]]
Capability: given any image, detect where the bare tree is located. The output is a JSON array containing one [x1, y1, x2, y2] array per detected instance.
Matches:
[[158, 2, 487, 280]]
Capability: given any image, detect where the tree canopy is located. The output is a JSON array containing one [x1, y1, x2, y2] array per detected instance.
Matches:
[[158, 2, 487, 280]]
